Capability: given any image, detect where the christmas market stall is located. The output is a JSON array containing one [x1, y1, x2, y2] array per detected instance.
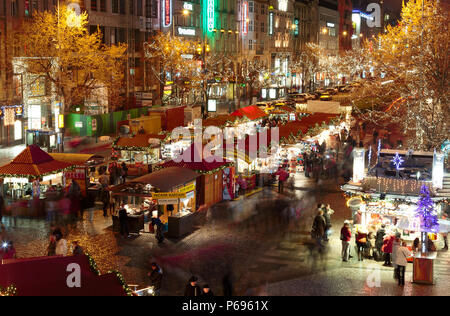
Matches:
[[49, 153, 105, 197], [0, 145, 74, 217], [156, 143, 235, 208], [109, 167, 200, 237], [113, 133, 166, 175], [342, 149, 449, 284]]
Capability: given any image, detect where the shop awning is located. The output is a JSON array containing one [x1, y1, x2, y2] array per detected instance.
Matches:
[[131, 166, 200, 192], [158, 144, 232, 173], [0, 145, 74, 179], [49, 153, 104, 167], [0, 254, 127, 296], [231, 105, 268, 121], [113, 134, 166, 150]]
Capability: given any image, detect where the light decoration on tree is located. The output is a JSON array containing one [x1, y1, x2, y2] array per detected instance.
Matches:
[[392, 152, 404, 170], [415, 185, 439, 233]]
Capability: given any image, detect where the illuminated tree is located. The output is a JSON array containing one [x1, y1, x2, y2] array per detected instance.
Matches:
[[349, 0, 449, 150], [290, 43, 323, 92], [11, 6, 127, 112]]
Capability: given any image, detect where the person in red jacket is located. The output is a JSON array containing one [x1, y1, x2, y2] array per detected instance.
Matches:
[[275, 167, 289, 194], [381, 234, 395, 266], [340, 221, 352, 262]]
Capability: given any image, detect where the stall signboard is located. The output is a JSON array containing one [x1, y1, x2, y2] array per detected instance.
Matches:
[[152, 192, 187, 199], [178, 183, 195, 194], [65, 168, 85, 180], [157, 198, 180, 205]]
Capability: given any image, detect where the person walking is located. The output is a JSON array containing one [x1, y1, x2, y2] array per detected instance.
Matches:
[[0, 194, 5, 223], [394, 242, 412, 286], [311, 210, 327, 252], [55, 232, 68, 256], [323, 204, 334, 241], [121, 162, 128, 183], [101, 188, 110, 217], [275, 167, 289, 194], [46, 235, 57, 256], [148, 262, 163, 296], [72, 241, 84, 255], [382, 234, 394, 266], [184, 276, 201, 296], [202, 284, 214, 297], [118, 204, 130, 238], [375, 224, 386, 260], [340, 221, 352, 262], [392, 234, 402, 279]]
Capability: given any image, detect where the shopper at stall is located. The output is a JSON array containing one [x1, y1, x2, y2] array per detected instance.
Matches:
[[118, 204, 130, 238], [382, 234, 395, 266], [101, 188, 110, 217], [355, 227, 368, 261], [275, 167, 289, 194], [184, 276, 201, 296], [121, 162, 128, 183], [375, 225, 386, 259], [340, 221, 352, 262], [394, 242, 412, 286], [148, 262, 163, 296], [72, 241, 84, 255], [392, 233, 402, 279]]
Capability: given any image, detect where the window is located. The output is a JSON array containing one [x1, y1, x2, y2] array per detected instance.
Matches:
[[11, 0, 18, 16], [261, 22, 265, 33], [137, 0, 142, 16], [151, 0, 158, 18], [129, 0, 134, 15], [112, 0, 118, 13], [100, 0, 106, 11], [249, 1, 253, 13], [249, 20, 253, 32], [91, 0, 97, 11], [248, 40, 253, 50], [31, 0, 38, 15], [120, 0, 126, 14]]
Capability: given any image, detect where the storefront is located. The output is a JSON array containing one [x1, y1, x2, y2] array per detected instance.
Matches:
[[0, 105, 25, 147], [110, 167, 200, 237]]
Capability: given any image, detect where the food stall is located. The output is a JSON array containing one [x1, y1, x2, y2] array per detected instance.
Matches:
[[49, 153, 104, 197], [109, 167, 200, 237], [113, 134, 165, 175], [0, 145, 74, 217]]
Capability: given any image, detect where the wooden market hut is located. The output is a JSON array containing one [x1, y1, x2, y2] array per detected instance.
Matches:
[[157, 144, 233, 209]]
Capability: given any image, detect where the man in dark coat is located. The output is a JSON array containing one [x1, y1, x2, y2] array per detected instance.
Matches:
[[148, 262, 163, 296], [311, 210, 327, 252], [184, 276, 201, 296], [375, 224, 386, 255], [118, 204, 129, 238]]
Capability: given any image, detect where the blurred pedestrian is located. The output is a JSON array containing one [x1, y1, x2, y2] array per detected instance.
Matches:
[[340, 221, 352, 262], [101, 188, 110, 217], [355, 227, 368, 261], [184, 276, 201, 296], [55, 232, 68, 256], [121, 162, 128, 183], [1, 241, 16, 260], [72, 241, 84, 255], [148, 262, 163, 296], [202, 284, 214, 297], [0, 194, 5, 223], [394, 242, 412, 286], [46, 235, 57, 256], [382, 234, 394, 266], [311, 210, 327, 252], [118, 204, 129, 238], [323, 204, 334, 241], [375, 224, 386, 259]]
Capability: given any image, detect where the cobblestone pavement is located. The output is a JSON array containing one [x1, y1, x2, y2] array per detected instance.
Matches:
[[0, 173, 449, 296]]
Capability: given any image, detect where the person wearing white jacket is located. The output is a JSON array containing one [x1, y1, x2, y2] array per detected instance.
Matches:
[[55, 233, 68, 256], [394, 242, 412, 286]]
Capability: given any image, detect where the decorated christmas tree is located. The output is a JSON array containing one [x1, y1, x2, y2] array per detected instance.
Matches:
[[415, 185, 439, 233]]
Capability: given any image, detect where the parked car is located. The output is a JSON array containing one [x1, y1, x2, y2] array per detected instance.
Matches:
[[320, 93, 332, 101], [326, 88, 338, 95]]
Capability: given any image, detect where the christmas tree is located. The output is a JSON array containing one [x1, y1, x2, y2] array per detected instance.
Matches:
[[415, 185, 439, 233]]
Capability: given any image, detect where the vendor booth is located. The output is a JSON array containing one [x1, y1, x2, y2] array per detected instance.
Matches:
[[0, 145, 74, 217], [109, 167, 200, 237], [113, 134, 165, 175], [342, 148, 449, 285]]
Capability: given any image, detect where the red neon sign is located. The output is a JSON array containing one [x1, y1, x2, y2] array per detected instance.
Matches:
[[242, 1, 249, 35], [164, 0, 172, 27]]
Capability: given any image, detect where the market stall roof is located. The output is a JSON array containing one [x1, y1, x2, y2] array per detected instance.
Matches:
[[131, 166, 200, 191], [298, 112, 340, 126], [270, 106, 296, 115], [0, 145, 74, 179], [202, 115, 238, 128], [158, 144, 232, 173], [49, 153, 104, 167], [0, 254, 127, 296], [231, 105, 268, 121], [113, 134, 166, 150]]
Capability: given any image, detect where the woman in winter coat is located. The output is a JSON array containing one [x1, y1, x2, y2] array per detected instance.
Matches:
[[55, 232, 68, 256], [381, 234, 395, 266]]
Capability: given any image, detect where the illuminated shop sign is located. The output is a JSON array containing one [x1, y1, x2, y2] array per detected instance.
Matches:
[[183, 2, 193, 11], [294, 18, 299, 36], [242, 1, 249, 35], [178, 27, 196, 36], [162, 0, 172, 27], [326, 22, 335, 28], [278, 0, 288, 12], [207, 0, 215, 32], [269, 12, 274, 35]]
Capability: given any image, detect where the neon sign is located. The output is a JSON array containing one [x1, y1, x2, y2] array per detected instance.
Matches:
[[207, 0, 215, 32], [162, 0, 172, 27], [242, 1, 249, 35], [269, 12, 274, 35], [294, 18, 299, 36]]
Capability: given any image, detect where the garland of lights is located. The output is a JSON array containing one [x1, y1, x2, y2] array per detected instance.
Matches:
[[85, 251, 101, 276], [0, 285, 17, 296], [108, 270, 134, 296]]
